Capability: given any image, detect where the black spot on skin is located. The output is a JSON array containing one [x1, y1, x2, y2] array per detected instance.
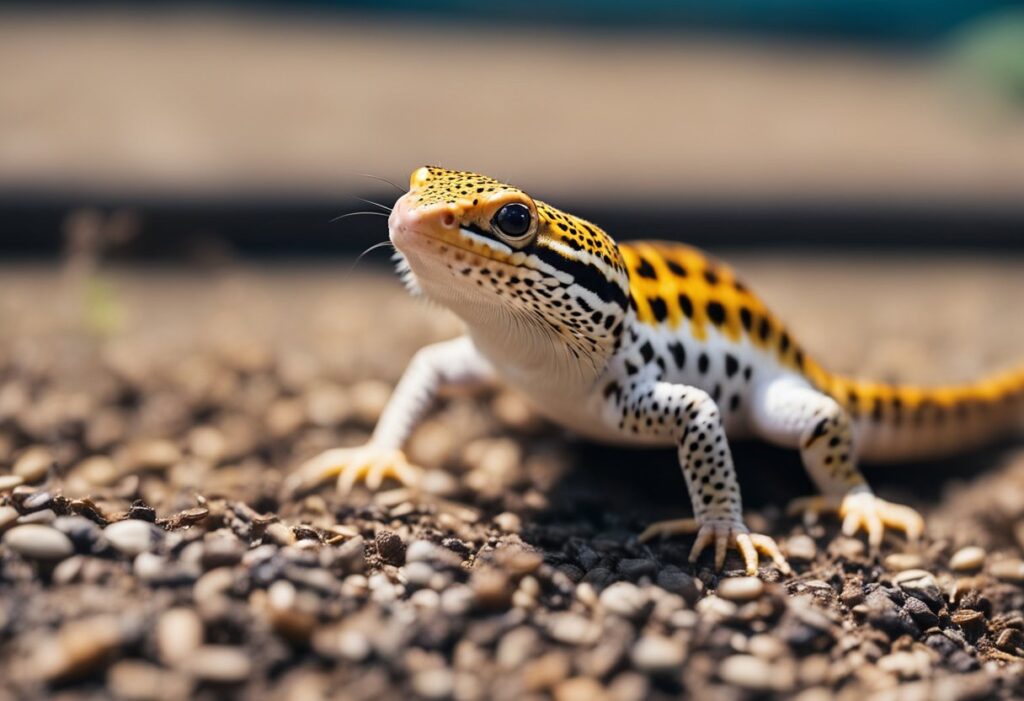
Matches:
[[678, 294, 694, 319], [625, 361, 638, 376], [666, 259, 687, 277], [698, 353, 709, 374], [804, 417, 830, 448], [871, 397, 884, 422], [575, 296, 593, 313], [635, 257, 658, 279], [891, 396, 903, 426], [739, 307, 753, 332], [724, 354, 739, 378], [648, 297, 668, 323], [603, 381, 622, 402], [712, 384, 721, 401], [706, 301, 726, 326], [639, 342, 655, 364], [703, 269, 719, 285], [779, 332, 791, 354], [794, 349, 805, 370], [758, 317, 772, 342], [729, 394, 741, 411], [668, 342, 686, 369]]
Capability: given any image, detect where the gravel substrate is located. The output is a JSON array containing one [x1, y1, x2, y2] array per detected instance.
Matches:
[[0, 263, 1022, 700]]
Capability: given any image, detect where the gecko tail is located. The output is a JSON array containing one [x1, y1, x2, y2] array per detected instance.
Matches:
[[820, 364, 1024, 463]]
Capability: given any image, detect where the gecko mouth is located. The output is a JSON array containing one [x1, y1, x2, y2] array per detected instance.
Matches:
[[391, 222, 518, 267]]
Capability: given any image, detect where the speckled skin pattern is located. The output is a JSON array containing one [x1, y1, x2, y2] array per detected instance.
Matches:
[[292, 166, 1024, 575]]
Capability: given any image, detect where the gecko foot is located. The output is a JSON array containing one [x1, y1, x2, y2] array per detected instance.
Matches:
[[639, 518, 790, 576], [787, 491, 924, 549], [285, 445, 422, 496]]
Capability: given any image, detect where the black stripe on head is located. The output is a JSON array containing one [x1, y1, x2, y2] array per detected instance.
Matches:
[[533, 246, 628, 309]]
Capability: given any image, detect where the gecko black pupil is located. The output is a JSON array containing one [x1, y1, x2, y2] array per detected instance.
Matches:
[[493, 203, 531, 238]]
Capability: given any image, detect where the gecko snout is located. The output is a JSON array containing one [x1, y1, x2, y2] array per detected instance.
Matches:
[[389, 195, 461, 252]]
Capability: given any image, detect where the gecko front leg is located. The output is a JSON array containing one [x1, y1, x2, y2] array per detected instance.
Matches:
[[616, 380, 789, 575], [751, 375, 924, 548], [285, 336, 495, 495]]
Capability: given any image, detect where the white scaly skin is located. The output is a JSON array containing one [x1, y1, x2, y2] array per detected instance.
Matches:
[[289, 167, 1023, 576]]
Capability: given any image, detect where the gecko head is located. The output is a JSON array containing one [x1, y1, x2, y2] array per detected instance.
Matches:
[[388, 166, 630, 355]]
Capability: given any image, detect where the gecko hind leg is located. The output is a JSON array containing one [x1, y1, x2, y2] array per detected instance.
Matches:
[[752, 375, 924, 550]]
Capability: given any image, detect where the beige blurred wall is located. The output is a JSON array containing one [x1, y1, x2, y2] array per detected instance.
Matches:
[[1, 10, 1023, 203]]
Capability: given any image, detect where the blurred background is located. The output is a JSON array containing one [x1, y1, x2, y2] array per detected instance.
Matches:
[[1, 0, 1023, 257]]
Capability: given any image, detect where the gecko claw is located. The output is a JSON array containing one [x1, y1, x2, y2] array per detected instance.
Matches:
[[285, 445, 422, 496], [639, 517, 790, 576], [787, 491, 924, 549]]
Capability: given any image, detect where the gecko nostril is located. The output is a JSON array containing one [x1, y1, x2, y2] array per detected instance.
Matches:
[[441, 213, 456, 229]]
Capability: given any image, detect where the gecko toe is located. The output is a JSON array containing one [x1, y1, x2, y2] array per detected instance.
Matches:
[[638, 518, 700, 543], [750, 534, 791, 575]]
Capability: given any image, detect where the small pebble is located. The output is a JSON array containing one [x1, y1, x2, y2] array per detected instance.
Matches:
[[656, 568, 700, 603], [29, 615, 124, 681], [989, 558, 1024, 583], [883, 552, 923, 571], [184, 645, 251, 683], [13, 446, 53, 482], [719, 654, 787, 691], [75, 456, 119, 486], [522, 652, 571, 691], [104, 520, 162, 556], [949, 546, 986, 572], [695, 595, 738, 618], [441, 584, 476, 616], [784, 534, 817, 561], [554, 676, 608, 701], [3, 524, 74, 561], [497, 627, 540, 669], [0, 475, 24, 491], [411, 668, 454, 700], [375, 529, 406, 566], [264, 521, 295, 546], [156, 608, 204, 666], [471, 568, 512, 609], [0, 505, 20, 531], [718, 576, 765, 602], [108, 660, 189, 701], [599, 582, 649, 619], [494, 511, 522, 533], [893, 569, 942, 608], [547, 613, 600, 646], [630, 634, 684, 673]]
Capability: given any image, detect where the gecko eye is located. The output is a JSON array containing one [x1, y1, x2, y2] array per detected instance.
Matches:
[[492, 203, 533, 241]]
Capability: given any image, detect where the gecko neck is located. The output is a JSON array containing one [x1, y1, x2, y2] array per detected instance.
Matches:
[[468, 302, 618, 392], [420, 277, 618, 394]]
